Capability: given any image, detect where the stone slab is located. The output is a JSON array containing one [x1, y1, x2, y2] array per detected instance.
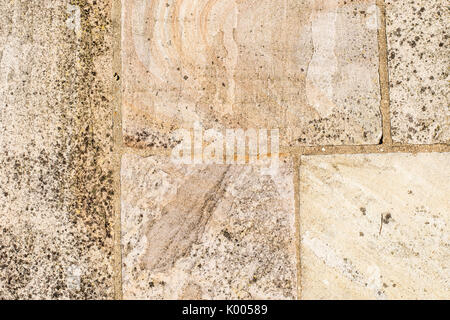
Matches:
[[386, 0, 450, 143], [0, 0, 115, 299], [299, 153, 450, 299], [121, 154, 297, 299], [122, 0, 382, 148]]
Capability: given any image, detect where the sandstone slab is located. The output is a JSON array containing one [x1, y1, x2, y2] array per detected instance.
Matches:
[[0, 0, 115, 299], [122, 0, 382, 148], [121, 154, 297, 299], [386, 0, 450, 143], [299, 153, 450, 299]]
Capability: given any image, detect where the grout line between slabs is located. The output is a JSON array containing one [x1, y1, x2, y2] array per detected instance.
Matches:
[[293, 155, 302, 300], [112, 0, 123, 301]]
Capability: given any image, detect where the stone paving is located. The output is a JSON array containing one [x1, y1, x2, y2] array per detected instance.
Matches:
[[0, 0, 448, 299]]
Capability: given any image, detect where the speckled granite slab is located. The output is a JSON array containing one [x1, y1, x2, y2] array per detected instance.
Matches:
[[122, 0, 382, 148], [0, 1, 115, 299], [386, 0, 449, 143], [121, 154, 297, 299], [299, 153, 450, 299]]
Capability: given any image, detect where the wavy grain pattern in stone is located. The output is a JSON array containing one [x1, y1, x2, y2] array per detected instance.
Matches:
[[121, 154, 297, 299], [299, 153, 450, 299], [122, 0, 382, 148]]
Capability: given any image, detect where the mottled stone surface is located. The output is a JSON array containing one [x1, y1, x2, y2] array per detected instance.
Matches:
[[121, 154, 297, 299], [122, 0, 382, 148], [386, 0, 450, 144], [0, 0, 115, 299], [299, 153, 450, 299]]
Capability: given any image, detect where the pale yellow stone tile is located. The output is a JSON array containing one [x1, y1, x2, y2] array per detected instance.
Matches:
[[299, 153, 450, 299]]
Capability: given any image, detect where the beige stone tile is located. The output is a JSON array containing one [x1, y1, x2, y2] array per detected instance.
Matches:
[[0, 1, 115, 299], [121, 154, 297, 299], [386, 0, 450, 144], [299, 153, 450, 299], [122, 0, 382, 148]]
